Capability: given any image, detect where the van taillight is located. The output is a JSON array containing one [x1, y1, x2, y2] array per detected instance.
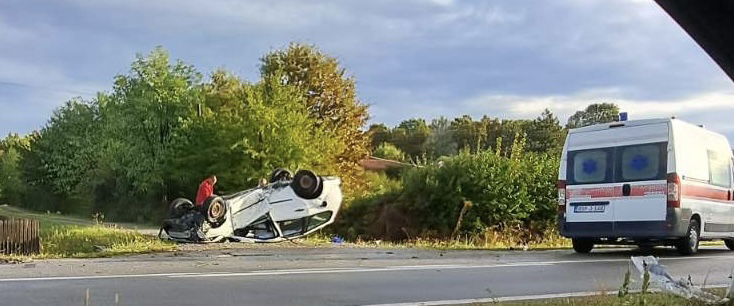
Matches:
[[557, 180, 566, 213], [667, 173, 680, 208]]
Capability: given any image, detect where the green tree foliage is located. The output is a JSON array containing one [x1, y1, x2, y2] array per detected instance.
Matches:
[[566, 103, 620, 129], [391, 118, 430, 160], [260, 43, 370, 188], [372, 143, 406, 162], [367, 124, 391, 151], [8, 46, 354, 223], [171, 72, 341, 192], [0, 134, 29, 206], [525, 109, 567, 155], [426, 117, 457, 158], [105, 47, 203, 195], [450, 115, 484, 153]]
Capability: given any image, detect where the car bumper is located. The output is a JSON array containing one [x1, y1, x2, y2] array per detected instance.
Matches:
[[557, 208, 691, 240]]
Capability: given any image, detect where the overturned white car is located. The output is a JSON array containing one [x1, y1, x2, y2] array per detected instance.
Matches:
[[159, 169, 342, 243]]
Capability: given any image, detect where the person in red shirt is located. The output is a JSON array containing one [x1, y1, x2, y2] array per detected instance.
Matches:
[[195, 175, 217, 207]]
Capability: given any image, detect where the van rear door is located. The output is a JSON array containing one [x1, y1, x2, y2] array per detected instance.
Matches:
[[565, 123, 669, 234]]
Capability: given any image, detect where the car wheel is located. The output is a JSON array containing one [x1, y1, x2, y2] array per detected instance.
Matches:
[[572, 238, 594, 253], [291, 170, 323, 199], [676, 219, 700, 255], [269, 168, 293, 183], [167, 198, 194, 219], [202, 196, 227, 228], [725, 239, 734, 251]]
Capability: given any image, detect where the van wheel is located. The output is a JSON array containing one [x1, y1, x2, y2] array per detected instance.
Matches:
[[725, 239, 734, 251], [572, 238, 594, 253], [676, 219, 700, 255]]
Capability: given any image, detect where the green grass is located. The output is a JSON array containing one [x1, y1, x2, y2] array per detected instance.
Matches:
[[38, 225, 175, 258], [0, 205, 175, 260], [309, 226, 573, 250]]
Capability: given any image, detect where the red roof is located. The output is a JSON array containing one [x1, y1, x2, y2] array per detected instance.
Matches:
[[359, 157, 409, 171]]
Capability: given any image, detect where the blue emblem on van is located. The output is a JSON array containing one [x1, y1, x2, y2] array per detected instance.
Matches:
[[630, 155, 648, 171], [582, 159, 597, 174]]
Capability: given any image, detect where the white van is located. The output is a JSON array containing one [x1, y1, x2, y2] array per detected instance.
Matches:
[[557, 118, 734, 255]]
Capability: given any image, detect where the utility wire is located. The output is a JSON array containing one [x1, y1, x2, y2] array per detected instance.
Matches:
[[0, 80, 98, 96]]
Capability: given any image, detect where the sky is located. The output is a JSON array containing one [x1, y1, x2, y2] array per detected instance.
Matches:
[[1, 0, 734, 142]]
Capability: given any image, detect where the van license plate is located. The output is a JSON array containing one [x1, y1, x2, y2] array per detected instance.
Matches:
[[574, 205, 605, 213]]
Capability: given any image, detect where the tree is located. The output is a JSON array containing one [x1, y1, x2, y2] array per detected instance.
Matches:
[[526, 109, 566, 154], [450, 115, 482, 153], [426, 117, 457, 158], [171, 72, 341, 192], [260, 43, 370, 187], [367, 124, 391, 151], [0, 134, 29, 206], [391, 118, 430, 160], [105, 47, 203, 201], [566, 103, 620, 129]]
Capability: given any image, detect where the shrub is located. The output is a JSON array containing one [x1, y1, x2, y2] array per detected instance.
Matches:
[[373, 143, 406, 162], [399, 136, 559, 237]]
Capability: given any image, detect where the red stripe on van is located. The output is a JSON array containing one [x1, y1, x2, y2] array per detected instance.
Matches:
[[629, 184, 667, 196], [567, 186, 620, 198], [567, 184, 666, 199], [681, 184, 729, 201]]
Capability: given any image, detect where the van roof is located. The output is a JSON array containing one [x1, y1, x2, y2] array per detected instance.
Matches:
[[568, 118, 703, 134]]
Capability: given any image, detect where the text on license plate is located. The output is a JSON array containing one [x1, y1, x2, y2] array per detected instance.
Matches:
[[574, 205, 605, 213]]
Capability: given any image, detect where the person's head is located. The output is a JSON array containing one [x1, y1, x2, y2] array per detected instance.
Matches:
[[207, 175, 217, 185]]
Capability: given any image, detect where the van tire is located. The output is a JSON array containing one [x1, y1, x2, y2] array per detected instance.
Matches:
[[676, 219, 700, 255], [725, 239, 734, 251], [572, 238, 594, 253]]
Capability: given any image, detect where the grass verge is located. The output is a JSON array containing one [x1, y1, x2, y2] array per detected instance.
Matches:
[[492, 288, 730, 305], [0, 205, 175, 261]]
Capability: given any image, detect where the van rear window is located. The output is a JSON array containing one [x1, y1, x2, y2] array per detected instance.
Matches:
[[567, 142, 667, 185], [620, 144, 662, 181], [571, 150, 611, 184]]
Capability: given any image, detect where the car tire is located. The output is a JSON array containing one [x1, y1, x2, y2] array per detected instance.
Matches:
[[201, 196, 227, 228], [725, 239, 734, 251], [572, 238, 594, 253], [676, 219, 700, 255], [167, 198, 194, 219], [291, 170, 323, 199], [269, 168, 293, 183]]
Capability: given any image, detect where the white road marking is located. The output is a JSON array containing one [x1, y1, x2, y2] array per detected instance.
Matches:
[[0, 272, 205, 282], [0, 254, 732, 282], [169, 262, 555, 279]]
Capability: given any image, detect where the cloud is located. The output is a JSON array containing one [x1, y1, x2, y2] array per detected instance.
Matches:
[[1, 0, 733, 144]]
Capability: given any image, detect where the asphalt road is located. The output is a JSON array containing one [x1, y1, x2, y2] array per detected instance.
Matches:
[[1, 245, 733, 306]]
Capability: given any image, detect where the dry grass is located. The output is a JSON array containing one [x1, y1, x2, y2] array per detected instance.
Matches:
[[493, 288, 730, 306], [308, 227, 572, 250]]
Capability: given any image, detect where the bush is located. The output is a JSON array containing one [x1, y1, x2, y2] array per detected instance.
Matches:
[[373, 143, 406, 162], [401, 147, 558, 237], [330, 172, 404, 240]]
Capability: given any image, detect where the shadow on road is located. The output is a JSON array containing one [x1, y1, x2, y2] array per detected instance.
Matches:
[[566, 245, 731, 259]]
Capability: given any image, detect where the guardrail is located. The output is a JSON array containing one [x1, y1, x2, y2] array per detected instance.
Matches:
[[0, 217, 40, 255]]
